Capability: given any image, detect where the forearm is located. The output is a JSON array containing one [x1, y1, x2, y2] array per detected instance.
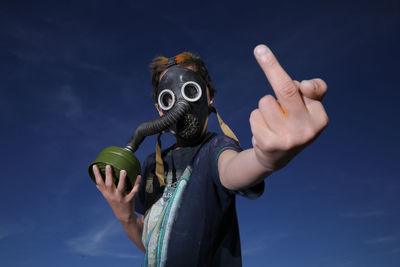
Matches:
[[119, 214, 146, 253], [219, 148, 273, 191]]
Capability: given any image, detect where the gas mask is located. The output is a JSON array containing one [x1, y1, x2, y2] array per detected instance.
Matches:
[[156, 66, 210, 142]]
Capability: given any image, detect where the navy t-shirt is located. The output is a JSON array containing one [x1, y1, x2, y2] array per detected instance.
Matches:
[[135, 132, 264, 266]]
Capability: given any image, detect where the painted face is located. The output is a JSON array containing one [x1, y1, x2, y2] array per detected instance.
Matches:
[[156, 66, 209, 142]]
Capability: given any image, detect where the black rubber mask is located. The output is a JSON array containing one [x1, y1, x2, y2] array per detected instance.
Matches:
[[157, 66, 209, 142]]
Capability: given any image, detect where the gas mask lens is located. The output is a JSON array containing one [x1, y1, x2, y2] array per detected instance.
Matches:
[[181, 81, 202, 102], [158, 89, 176, 111]]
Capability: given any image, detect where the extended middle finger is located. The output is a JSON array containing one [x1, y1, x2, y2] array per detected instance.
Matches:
[[254, 45, 307, 116]]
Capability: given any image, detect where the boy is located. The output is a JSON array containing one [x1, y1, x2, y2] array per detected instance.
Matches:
[[92, 44, 328, 266]]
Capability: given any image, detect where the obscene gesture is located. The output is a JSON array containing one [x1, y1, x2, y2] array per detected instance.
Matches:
[[250, 45, 329, 172]]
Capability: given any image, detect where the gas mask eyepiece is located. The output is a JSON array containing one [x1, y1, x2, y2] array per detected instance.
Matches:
[[158, 89, 176, 111], [181, 81, 202, 102]]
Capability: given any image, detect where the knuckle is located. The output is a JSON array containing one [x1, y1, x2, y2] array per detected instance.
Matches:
[[280, 130, 308, 150], [313, 103, 329, 128], [302, 125, 317, 142], [319, 113, 329, 128], [258, 98, 265, 109], [281, 135, 296, 150], [249, 109, 260, 124], [258, 95, 274, 109], [279, 80, 298, 99]]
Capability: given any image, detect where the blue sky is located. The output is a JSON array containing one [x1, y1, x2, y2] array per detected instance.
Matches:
[[1, 0, 399, 266]]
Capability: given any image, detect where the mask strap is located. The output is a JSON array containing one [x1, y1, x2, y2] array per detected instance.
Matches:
[[210, 106, 240, 145], [155, 132, 166, 186], [166, 57, 177, 68]]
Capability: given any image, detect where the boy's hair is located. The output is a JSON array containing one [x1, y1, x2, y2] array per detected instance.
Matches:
[[149, 52, 216, 102]]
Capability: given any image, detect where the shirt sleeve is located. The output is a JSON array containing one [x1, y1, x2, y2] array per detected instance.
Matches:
[[210, 134, 265, 199]]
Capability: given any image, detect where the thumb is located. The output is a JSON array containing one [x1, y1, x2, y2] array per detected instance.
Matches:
[[296, 78, 327, 101]]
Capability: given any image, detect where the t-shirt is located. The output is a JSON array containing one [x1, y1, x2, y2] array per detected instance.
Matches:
[[135, 132, 264, 266]]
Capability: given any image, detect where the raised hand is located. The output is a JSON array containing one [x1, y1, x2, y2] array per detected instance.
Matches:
[[93, 164, 141, 223], [250, 44, 329, 172]]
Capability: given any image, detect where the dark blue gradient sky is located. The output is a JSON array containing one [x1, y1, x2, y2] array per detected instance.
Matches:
[[1, 0, 399, 266]]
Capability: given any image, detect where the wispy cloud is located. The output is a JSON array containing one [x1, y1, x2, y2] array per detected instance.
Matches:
[[241, 230, 290, 256], [365, 235, 397, 245], [66, 219, 141, 259], [0, 219, 34, 241], [0, 227, 22, 240], [35, 84, 83, 124], [53, 85, 83, 119], [340, 210, 385, 218]]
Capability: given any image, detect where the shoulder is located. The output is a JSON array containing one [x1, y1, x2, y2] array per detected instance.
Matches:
[[206, 132, 265, 200], [204, 132, 242, 155], [192, 133, 243, 196]]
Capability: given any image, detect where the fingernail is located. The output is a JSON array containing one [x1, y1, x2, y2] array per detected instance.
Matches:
[[255, 45, 270, 57], [301, 80, 315, 88], [106, 165, 110, 170], [120, 170, 126, 175]]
